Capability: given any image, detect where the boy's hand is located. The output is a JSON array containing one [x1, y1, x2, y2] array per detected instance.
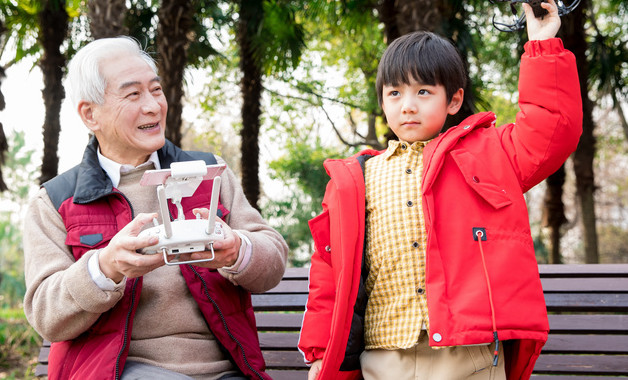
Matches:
[[524, 0, 561, 41], [308, 359, 322, 380]]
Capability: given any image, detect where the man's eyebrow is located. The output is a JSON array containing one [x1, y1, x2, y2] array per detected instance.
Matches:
[[118, 76, 161, 90]]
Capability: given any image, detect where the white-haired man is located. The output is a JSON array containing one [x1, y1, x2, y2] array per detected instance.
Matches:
[[23, 36, 288, 380]]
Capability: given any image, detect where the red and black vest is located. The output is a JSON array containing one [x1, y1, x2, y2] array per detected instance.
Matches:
[[42, 137, 270, 380]]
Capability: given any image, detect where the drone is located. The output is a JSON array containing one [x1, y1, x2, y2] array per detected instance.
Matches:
[[490, 0, 581, 32], [137, 160, 227, 265]]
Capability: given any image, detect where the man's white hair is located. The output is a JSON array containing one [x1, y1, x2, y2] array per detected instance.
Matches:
[[66, 36, 157, 106]]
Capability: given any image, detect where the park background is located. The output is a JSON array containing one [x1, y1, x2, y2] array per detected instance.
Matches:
[[0, 0, 626, 378]]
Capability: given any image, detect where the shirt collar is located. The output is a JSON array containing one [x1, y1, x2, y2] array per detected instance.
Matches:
[[97, 149, 161, 188], [382, 139, 431, 160]]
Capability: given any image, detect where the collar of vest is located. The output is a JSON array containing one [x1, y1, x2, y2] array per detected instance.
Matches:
[[43, 136, 217, 210]]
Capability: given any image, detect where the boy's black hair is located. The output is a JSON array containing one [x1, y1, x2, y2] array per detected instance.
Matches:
[[376, 31, 467, 106]]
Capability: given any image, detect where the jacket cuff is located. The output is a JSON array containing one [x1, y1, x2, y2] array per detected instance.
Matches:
[[523, 38, 565, 57]]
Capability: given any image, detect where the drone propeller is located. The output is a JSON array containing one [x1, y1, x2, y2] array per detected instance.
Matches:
[[490, 0, 581, 32]]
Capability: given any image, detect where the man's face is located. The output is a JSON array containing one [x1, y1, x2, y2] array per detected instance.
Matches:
[[381, 78, 462, 143], [86, 53, 167, 166]]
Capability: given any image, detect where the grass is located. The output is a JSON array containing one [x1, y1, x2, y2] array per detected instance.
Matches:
[[0, 308, 42, 380]]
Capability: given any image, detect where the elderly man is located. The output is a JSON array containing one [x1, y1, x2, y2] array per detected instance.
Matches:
[[23, 36, 288, 380]]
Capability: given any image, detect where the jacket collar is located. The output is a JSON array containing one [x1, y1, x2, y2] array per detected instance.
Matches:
[[422, 112, 496, 192]]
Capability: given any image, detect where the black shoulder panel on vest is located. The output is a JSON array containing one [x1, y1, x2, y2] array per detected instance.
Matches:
[[41, 166, 80, 211]]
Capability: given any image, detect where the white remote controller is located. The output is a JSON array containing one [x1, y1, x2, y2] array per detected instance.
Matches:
[[136, 160, 227, 265]]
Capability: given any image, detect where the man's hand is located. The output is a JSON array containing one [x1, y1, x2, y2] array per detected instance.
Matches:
[[183, 207, 241, 269], [99, 213, 165, 282], [524, 0, 561, 41], [308, 360, 322, 380]]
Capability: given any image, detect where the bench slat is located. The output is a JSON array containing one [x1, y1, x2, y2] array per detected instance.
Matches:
[[266, 369, 308, 380], [544, 334, 628, 354], [544, 293, 628, 312], [533, 354, 628, 375], [539, 264, 628, 277], [541, 277, 628, 292], [255, 312, 303, 331], [252, 293, 308, 311], [259, 332, 299, 350], [548, 314, 628, 334], [262, 350, 308, 369]]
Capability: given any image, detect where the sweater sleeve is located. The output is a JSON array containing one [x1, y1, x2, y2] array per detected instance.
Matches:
[[215, 156, 289, 293], [499, 37, 583, 192], [22, 187, 125, 342]]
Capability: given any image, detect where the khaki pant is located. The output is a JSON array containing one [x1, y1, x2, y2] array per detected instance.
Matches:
[[360, 332, 506, 380]]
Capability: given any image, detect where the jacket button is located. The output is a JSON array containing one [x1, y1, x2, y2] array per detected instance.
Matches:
[[463, 125, 471, 130], [472, 176, 480, 183], [325, 245, 331, 252], [433, 333, 442, 342]]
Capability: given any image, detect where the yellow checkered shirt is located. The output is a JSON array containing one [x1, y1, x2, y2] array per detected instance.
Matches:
[[364, 139, 429, 349]]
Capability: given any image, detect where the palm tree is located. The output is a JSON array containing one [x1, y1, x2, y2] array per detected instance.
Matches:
[[236, 0, 305, 209], [38, 0, 68, 184], [156, 0, 194, 147], [88, 0, 128, 39]]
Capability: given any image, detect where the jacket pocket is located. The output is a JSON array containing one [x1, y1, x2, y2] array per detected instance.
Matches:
[[308, 210, 332, 266], [450, 149, 513, 209], [65, 227, 116, 259]]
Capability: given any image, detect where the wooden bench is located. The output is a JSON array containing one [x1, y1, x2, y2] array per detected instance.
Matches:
[[36, 264, 628, 379]]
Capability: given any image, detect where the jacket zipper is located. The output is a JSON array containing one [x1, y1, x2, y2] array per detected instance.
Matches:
[[474, 227, 500, 366], [189, 265, 264, 380]]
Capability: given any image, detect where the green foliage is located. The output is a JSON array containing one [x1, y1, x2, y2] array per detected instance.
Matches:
[[0, 131, 37, 309], [0, 308, 41, 379], [264, 141, 347, 265]]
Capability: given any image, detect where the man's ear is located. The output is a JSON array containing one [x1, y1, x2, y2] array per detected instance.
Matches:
[[447, 88, 464, 115], [78, 100, 99, 132]]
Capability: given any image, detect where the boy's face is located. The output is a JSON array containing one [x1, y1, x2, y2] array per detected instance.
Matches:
[[381, 78, 463, 143]]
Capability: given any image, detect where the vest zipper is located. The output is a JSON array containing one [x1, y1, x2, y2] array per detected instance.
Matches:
[[114, 279, 138, 380], [474, 228, 500, 366], [114, 190, 136, 380], [189, 265, 264, 380]]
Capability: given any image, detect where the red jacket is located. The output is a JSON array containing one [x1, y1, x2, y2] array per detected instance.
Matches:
[[43, 138, 270, 380], [298, 38, 582, 380]]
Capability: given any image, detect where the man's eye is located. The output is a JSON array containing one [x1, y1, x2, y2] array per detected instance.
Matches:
[[152, 87, 163, 93], [126, 91, 140, 98]]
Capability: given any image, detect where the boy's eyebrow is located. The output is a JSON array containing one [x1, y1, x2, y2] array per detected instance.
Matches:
[[118, 76, 161, 90]]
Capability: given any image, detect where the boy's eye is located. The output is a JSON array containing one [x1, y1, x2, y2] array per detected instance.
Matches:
[[389, 90, 400, 96], [418, 89, 429, 95]]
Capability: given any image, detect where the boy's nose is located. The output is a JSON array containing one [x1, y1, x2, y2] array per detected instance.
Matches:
[[401, 97, 418, 113]]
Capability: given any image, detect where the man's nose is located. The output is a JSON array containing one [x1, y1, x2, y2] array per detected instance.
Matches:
[[141, 92, 162, 113]]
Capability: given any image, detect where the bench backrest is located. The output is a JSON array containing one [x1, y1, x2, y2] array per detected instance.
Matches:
[[36, 264, 628, 379]]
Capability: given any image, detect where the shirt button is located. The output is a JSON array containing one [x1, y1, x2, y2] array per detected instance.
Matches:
[[401, 144, 407, 149], [407, 201, 413, 207], [412, 241, 419, 248], [416, 288, 425, 295], [406, 168, 412, 174], [433, 333, 442, 342]]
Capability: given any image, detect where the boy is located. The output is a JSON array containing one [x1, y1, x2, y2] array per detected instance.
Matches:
[[298, 1, 582, 379]]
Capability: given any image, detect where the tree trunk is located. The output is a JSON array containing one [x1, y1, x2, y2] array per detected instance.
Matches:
[[560, 0, 599, 263], [237, 0, 264, 210], [157, 0, 193, 147], [0, 19, 7, 191], [542, 165, 567, 264], [38, 0, 68, 184], [87, 0, 128, 39]]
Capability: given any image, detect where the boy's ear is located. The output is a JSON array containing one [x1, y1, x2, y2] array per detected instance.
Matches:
[[78, 100, 99, 133], [447, 88, 464, 115]]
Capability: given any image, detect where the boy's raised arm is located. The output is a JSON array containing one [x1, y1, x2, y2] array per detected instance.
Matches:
[[524, 0, 561, 41]]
